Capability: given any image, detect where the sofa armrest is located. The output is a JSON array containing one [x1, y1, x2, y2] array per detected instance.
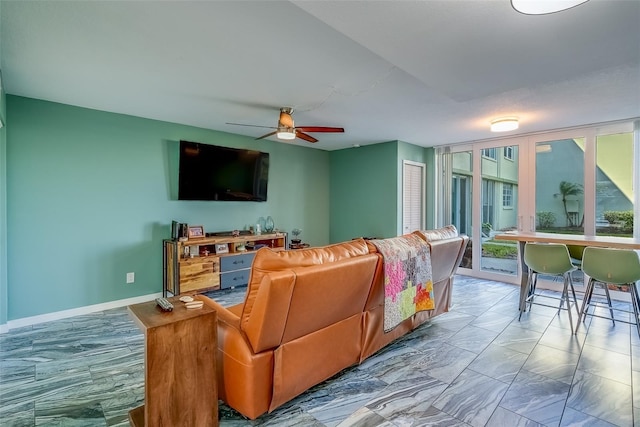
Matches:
[[201, 297, 242, 328], [243, 270, 297, 353]]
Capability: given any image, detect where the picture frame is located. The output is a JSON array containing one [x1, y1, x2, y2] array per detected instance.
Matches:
[[187, 225, 205, 239], [215, 243, 229, 254]]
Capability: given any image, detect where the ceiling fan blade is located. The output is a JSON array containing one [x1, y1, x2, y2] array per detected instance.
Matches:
[[255, 131, 277, 140], [295, 130, 318, 143], [296, 126, 345, 133], [226, 122, 277, 129]]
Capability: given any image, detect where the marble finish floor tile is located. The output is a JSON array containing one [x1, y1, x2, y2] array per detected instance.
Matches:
[[486, 406, 544, 427], [493, 324, 543, 355], [447, 325, 501, 354], [467, 343, 528, 384], [577, 344, 632, 385], [566, 369, 633, 426], [1, 276, 638, 426], [499, 370, 571, 426], [432, 369, 510, 427], [522, 344, 580, 384]]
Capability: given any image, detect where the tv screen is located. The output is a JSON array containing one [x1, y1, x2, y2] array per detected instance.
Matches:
[[178, 141, 269, 201]]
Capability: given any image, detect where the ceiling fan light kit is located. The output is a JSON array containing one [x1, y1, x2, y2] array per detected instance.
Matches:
[[490, 117, 519, 132], [226, 107, 344, 144], [276, 129, 296, 140]]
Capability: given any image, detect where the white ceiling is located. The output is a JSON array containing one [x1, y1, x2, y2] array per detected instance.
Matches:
[[1, 0, 639, 151]]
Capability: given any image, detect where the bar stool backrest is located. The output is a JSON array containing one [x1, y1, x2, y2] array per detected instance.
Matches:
[[524, 243, 574, 275], [582, 247, 640, 285], [567, 245, 585, 260]]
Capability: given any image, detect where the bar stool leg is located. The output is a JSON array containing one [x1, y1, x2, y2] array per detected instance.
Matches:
[[519, 270, 534, 320], [569, 274, 580, 318], [563, 273, 575, 334], [631, 282, 640, 338], [601, 283, 615, 325], [575, 277, 595, 335]]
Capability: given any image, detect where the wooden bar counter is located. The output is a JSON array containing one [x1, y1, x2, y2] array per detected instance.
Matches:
[[495, 231, 640, 312], [128, 295, 218, 427]]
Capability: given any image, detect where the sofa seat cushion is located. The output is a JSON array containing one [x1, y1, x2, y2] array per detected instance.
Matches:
[[270, 314, 363, 412]]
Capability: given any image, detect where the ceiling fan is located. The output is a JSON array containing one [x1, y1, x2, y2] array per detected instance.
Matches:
[[226, 107, 344, 143]]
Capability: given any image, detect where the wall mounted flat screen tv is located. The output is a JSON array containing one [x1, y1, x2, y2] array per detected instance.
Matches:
[[178, 141, 269, 201]]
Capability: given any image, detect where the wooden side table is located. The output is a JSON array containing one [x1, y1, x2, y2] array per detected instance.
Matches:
[[128, 295, 218, 427]]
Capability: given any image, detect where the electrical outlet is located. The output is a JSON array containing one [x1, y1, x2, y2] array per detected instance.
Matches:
[[126, 272, 135, 284]]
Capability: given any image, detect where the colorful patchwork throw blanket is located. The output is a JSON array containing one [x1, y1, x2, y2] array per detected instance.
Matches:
[[371, 234, 434, 332]]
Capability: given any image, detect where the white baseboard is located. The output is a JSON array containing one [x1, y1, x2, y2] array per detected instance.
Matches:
[[1, 292, 163, 333]]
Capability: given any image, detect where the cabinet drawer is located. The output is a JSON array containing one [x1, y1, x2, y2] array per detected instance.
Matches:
[[179, 257, 220, 293], [220, 253, 255, 272], [220, 269, 250, 289]]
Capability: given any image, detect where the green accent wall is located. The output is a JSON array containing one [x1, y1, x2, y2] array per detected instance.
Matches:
[[5, 96, 330, 320], [329, 140, 432, 243], [3, 95, 434, 323], [329, 142, 398, 242]]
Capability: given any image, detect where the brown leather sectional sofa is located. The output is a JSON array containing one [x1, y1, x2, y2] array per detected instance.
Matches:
[[202, 226, 469, 419]]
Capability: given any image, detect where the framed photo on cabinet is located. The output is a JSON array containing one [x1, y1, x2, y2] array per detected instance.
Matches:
[[187, 225, 205, 239], [215, 243, 229, 254]]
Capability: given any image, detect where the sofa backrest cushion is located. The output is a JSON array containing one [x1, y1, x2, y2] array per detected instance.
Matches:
[[241, 239, 370, 331], [281, 254, 378, 343], [413, 225, 459, 242], [427, 235, 468, 283]]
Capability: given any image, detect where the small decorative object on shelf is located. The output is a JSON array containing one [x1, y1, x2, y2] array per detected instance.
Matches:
[[265, 216, 275, 233], [257, 217, 267, 235], [291, 228, 302, 244]]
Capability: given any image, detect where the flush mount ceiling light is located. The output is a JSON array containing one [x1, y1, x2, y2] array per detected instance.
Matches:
[[276, 128, 296, 140], [490, 117, 519, 132], [511, 0, 589, 15]]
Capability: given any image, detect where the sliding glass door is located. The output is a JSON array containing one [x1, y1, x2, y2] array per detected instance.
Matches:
[[438, 120, 638, 284], [480, 145, 519, 275], [440, 142, 521, 278]]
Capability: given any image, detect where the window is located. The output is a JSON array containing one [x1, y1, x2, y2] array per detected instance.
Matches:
[[504, 146, 514, 160], [481, 148, 497, 160], [595, 132, 634, 236], [503, 183, 513, 207]]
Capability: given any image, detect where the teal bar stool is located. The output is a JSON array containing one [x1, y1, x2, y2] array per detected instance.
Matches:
[[567, 244, 585, 269], [521, 243, 580, 332], [577, 246, 640, 337], [566, 244, 586, 293]]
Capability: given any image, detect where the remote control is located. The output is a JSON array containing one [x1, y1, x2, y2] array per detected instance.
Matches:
[[155, 297, 174, 312]]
